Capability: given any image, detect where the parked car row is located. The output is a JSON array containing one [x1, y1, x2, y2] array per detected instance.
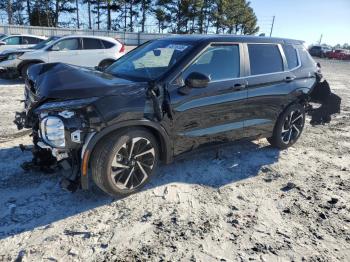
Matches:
[[309, 45, 350, 60], [0, 34, 126, 79]]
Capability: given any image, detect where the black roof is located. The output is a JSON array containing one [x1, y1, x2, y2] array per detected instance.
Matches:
[[160, 34, 304, 45]]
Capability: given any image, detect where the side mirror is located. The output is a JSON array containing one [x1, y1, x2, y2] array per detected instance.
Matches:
[[0, 41, 6, 46], [185, 72, 210, 88], [50, 45, 60, 51], [178, 72, 210, 95]]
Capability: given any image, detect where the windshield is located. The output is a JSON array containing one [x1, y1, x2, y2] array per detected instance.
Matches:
[[106, 40, 194, 81], [32, 36, 61, 50]]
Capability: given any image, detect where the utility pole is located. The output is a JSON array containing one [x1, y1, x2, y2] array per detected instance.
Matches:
[[88, 0, 92, 29], [7, 0, 13, 25], [76, 0, 80, 28], [269, 15, 275, 37], [318, 34, 323, 45]]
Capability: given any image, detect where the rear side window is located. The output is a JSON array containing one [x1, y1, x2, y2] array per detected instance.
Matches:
[[248, 44, 283, 75], [102, 40, 115, 49], [83, 38, 104, 49], [23, 36, 42, 44], [184, 45, 240, 81], [4, 36, 21, 45], [283, 45, 299, 69]]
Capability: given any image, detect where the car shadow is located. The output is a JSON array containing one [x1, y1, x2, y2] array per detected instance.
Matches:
[[0, 140, 280, 240]]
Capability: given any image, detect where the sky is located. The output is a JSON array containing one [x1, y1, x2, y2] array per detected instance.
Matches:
[[250, 0, 350, 46]]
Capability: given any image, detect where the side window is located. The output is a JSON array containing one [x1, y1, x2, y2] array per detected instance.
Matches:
[[248, 44, 283, 75], [52, 38, 79, 51], [4, 36, 21, 45], [83, 38, 104, 49], [183, 45, 240, 81], [283, 45, 299, 69], [23, 37, 42, 44], [101, 40, 115, 49]]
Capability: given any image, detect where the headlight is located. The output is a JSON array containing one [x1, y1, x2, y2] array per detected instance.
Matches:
[[35, 97, 98, 112], [7, 52, 24, 60], [40, 116, 65, 148]]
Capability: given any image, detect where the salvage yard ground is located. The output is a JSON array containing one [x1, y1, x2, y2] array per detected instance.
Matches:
[[0, 59, 349, 261]]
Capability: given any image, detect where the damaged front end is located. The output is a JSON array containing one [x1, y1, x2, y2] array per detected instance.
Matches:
[[15, 93, 101, 191]]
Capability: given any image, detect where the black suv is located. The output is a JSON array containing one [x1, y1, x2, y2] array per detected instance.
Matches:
[[309, 45, 331, 58], [15, 35, 322, 196]]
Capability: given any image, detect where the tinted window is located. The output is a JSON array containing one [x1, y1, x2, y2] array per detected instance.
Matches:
[[102, 40, 115, 49], [184, 45, 240, 81], [52, 38, 79, 51], [248, 44, 283, 75], [83, 38, 104, 49], [283, 45, 299, 69], [23, 36, 42, 44], [4, 36, 21, 45]]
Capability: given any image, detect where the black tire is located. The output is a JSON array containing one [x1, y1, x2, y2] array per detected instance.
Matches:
[[91, 128, 159, 196], [98, 59, 114, 70], [20, 63, 35, 80], [267, 103, 305, 149]]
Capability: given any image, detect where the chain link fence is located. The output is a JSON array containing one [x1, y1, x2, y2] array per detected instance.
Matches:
[[0, 24, 172, 46]]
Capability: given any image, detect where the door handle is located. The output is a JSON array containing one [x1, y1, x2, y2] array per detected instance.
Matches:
[[232, 83, 246, 91], [285, 76, 296, 82]]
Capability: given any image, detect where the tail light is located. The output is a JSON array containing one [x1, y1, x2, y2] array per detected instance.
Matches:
[[119, 44, 125, 53]]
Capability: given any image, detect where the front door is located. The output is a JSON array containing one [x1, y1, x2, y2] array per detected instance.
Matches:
[[168, 43, 249, 156], [48, 38, 81, 65]]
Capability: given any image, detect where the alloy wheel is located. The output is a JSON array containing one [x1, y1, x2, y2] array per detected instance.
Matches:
[[110, 137, 155, 190], [281, 110, 304, 144]]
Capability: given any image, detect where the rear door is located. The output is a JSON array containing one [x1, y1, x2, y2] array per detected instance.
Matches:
[[244, 43, 297, 137], [79, 37, 107, 67], [22, 36, 43, 48], [48, 37, 81, 65], [169, 43, 249, 156], [0, 36, 22, 51]]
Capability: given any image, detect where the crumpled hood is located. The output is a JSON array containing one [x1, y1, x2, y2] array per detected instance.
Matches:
[[27, 63, 148, 100]]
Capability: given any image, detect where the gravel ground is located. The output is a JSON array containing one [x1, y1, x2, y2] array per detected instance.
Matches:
[[0, 59, 349, 261]]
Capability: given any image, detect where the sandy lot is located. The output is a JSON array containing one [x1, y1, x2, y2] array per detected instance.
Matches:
[[0, 59, 349, 261]]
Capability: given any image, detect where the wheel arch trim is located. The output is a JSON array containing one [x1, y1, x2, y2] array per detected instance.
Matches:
[[80, 119, 172, 190], [17, 59, 45, 71]]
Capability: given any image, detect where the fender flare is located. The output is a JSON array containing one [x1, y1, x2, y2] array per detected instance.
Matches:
[[17, 59, 45, 72], [80, 119, 172, 190]]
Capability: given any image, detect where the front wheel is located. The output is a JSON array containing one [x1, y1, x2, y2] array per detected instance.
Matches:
[[267, 103, 305, 149], [91, 128, 159, 196]]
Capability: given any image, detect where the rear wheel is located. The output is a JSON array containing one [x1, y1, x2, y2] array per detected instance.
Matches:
[[91, 128, 159, 196], [267, 103, 305, 149]]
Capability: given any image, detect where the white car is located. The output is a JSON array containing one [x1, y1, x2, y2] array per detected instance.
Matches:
[[0, 34, 46, 52], [0, 36, 60, 78], [17, 35, 126, 78]]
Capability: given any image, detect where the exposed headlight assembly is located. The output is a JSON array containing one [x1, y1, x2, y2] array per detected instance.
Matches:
[[35, 97, 98, 112], [40, 116, 65, 148], [7, 52, 24, 60]]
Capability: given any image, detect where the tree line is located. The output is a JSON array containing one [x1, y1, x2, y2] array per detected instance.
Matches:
[[0, 0, 259, 35]]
